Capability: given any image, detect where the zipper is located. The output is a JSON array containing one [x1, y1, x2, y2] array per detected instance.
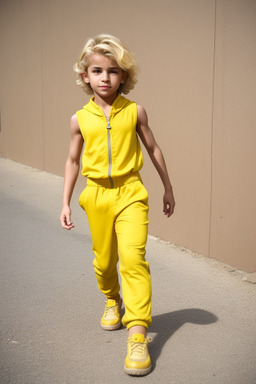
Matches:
[[105, 115, 114, 188]]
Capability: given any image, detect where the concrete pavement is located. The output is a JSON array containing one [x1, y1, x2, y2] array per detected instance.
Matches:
[[0, 157, 256, 384]]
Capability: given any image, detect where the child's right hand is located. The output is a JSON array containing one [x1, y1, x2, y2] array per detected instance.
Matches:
[[60, 205, 74, 230]]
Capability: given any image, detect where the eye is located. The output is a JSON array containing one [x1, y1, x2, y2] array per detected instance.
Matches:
[[92, 69, 101, 74], [109, 68, 120, 74]]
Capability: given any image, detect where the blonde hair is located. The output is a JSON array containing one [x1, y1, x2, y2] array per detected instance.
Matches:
[[73, 34, 138, 95]]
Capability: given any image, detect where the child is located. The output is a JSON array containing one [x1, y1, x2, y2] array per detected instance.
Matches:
[[60, 34, 175, 376]]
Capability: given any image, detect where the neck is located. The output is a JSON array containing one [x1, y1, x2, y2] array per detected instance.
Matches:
[[93, 92, 119, 111]]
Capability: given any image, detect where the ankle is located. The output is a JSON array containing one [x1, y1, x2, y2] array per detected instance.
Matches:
[[128, 325, 147, 338]]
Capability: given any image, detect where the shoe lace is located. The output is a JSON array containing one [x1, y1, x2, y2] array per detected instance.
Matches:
[[104, 300, 119, 319], [130, 337, 152, 358], [105, 305, 116, 315], [130, 341, 145, 356]]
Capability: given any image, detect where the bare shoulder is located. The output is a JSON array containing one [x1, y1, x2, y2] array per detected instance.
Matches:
[[70, 113, 80, 134], [70, 113, 79, 126], [136, 104, 148, 125], [137, 104, 147, 117]]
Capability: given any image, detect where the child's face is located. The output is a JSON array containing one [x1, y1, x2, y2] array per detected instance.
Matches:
[[83, 54, 126, 101]]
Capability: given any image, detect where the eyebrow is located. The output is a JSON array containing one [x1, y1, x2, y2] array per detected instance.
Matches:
[[91, 66, 120, 70]]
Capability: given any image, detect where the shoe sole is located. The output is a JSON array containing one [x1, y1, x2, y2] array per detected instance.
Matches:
[[124, 365, 152, 376], [101, 321, 122, 331]]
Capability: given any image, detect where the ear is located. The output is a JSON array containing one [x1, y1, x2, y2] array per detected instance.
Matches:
[[121, 71, 128, 84], [82, 73, 90, 84]]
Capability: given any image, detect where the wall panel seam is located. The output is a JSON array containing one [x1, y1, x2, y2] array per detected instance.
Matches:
[[39, 0, 46, 170], [208, 0, 217, 259]]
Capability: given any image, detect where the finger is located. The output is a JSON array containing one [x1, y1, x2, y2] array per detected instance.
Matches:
[[163, 203, 170, 216], [60, 215, 74, 230], [163, 203, 174, 217], [60, 215, 66, 228], [65, 218, 74, 229], [169, 205, 175, 216], [66, 216, 72, 226], [165, 210, 171, 217], [63, 223, 74, 230]]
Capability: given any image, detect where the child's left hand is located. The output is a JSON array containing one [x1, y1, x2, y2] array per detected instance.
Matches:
[[163, 189, 175, 217]]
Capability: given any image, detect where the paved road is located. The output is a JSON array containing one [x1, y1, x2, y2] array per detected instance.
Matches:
[[0, 158, 256, 384]]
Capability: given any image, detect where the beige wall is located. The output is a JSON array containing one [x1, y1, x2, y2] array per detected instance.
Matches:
[[210, 0, 256, 271], [1, 0, 256, 272]]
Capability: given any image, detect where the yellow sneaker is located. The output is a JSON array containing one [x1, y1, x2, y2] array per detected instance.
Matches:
[[101, 298, 122, 330], [124, 333, 152, 376]]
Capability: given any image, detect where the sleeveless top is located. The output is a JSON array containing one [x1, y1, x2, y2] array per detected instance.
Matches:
[[76, 94, 143, 180]]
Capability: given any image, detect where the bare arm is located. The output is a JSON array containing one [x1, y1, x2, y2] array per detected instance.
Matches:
[[136, 104, 175, 217], [60, 114, 84, 229]]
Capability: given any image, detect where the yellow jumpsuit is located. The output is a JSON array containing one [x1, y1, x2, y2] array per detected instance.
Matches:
[[76, 94, 152, 330]]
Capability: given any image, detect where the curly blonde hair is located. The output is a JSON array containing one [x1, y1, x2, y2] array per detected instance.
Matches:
[[73, 34, 138, 95]]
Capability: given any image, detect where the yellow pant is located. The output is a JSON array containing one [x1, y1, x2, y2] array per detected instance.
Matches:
[[79, 172, 152, 330]]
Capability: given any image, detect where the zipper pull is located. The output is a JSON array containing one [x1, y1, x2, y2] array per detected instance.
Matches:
[[106, 116, 111, 129]]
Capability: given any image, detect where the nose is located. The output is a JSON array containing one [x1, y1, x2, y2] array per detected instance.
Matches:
[[102, 70, 110, 82]]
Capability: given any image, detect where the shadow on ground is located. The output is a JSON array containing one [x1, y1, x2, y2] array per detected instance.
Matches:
[[149, 309, 218, 371]]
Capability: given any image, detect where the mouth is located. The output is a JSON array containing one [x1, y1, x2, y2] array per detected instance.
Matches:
[[99, 85, 110, 90]]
